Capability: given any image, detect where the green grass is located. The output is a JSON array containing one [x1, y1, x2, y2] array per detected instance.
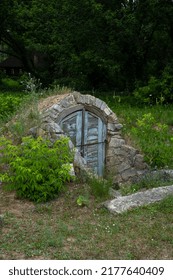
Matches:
[[0, 78, 26, 122], [0, 184, 173, 259], [96, 93, 173, 169], [0, 93, 24, 121], [0, 86, 173, 259], [0, 78, 22, 92], [121, 172, 173, 196]]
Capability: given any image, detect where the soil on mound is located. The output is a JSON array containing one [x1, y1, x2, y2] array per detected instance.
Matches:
[[38, 93, 70, 112]]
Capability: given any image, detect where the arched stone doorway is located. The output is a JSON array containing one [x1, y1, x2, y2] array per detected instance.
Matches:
[[36, 92, 148, 185]]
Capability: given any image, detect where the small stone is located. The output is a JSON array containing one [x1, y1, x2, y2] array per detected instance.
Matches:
[[107, 113, 118, 123], [118, 162, 131, 173], [95, 98, 104, 109], [109, 138, 125, 148], [59, 95, 75, 108], [104, 107, 112, 116], [47, 110, 58, 120], [48, 122, 63, 133], [29, 126, 38, 137], [107, 123, 117, 131], [100, 102, 107, 110], [134, 154, 146, 169], [75, 94, 85, 104], [107, 123, 123, 131], [121, 168, 137, 181], [51, 104, 63, 112]]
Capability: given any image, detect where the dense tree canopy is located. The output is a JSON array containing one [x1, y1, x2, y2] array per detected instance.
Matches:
[[0, 0, 173, 91]]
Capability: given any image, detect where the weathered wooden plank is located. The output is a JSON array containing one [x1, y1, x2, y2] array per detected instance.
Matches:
[[60, 111, 82, 147], [76, 111, 82, 147]]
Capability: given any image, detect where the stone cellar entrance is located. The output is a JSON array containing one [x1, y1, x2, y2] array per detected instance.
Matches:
[[37, 92, 148, 185]]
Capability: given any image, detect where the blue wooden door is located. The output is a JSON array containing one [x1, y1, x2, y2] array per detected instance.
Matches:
[[60, 109, 106, 176]]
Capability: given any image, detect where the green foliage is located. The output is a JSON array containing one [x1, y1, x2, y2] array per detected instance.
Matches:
[[121, 172, 173, 196], [0, 136, 74, 202], [103, 97, 173, 170], [87, 176, 111, 199], [0, 94, 22, 120], [0, 78, 22, 91], [133, 68, 173, 105], [76, 195, 89, 207], [1, 0, 173, 92], [129, 112, 173, 168]]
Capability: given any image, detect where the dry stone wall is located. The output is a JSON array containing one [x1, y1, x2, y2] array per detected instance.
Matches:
[[31, 92, 148, 185]]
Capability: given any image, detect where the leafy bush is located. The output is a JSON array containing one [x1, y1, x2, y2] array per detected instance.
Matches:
[[0, 136, 74, 202], [133, 68, 173, 105], [0, 94, 22, 120]]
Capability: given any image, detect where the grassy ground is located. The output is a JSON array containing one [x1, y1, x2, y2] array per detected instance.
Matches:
[[1, 183, 173, 260], [99, 93, 173, 169], [0, 85, 173, 259]]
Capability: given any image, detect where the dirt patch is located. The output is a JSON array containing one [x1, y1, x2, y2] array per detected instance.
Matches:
[[0, 187, 35, 217], [38, 93, 69, 111]]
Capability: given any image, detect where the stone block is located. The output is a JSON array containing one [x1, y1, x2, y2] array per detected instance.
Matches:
[[121, 145, 137, 158], [59, 95, 75, 108], [107, 131, 121, 136], [46, 110, 58, 120], [72, 91, 83, 100], [100, 102, 107, 110], [51, 104, 63, 113], [104, 107, 112, 116], [83, 95, 91, 105], [75, 94, 86, 104], [121, 168, 137, 181], [107, 122, 117, 131], [107, 113, 118, 123], [42, 110, 51, 118], [134, 154, 148, 170], [109, 137, 125, 148], [29, 126, 38, 137], [37, 128, 47, 138], [95, 98, 104, 109], [107, 123, 123, 131], [105, 154, 116, 164], [83, 94, 94, 105], [118, 162, 131, 173], [108, 148, 123, 156], [48, 122, 63, 134], [74, 150, 87, 171]]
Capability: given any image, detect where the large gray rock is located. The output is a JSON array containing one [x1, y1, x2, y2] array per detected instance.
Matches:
[[104, 185, 173, 214]]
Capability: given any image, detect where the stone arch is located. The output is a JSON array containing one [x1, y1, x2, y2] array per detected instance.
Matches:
[[36, 92, 148, 185]]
